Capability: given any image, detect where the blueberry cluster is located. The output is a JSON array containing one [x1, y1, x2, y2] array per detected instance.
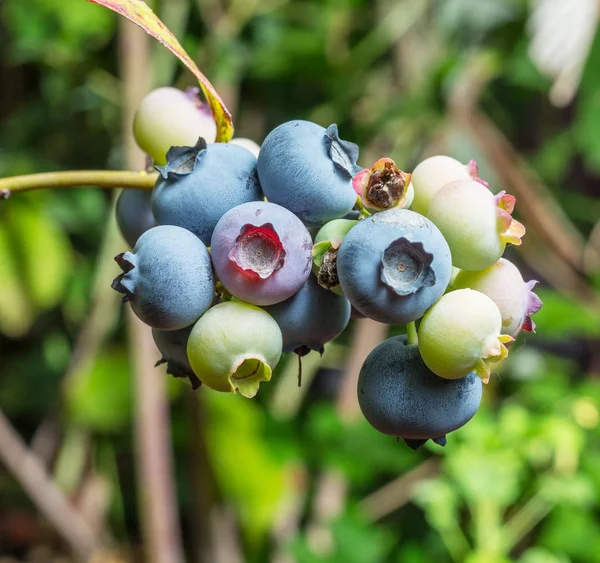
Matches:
[[114, 87, 542, 450]]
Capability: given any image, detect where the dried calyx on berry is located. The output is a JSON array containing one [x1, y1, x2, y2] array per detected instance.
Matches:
[[353, 158, 412, 212]]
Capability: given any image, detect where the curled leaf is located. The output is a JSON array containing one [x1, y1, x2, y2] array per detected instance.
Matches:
[[89, 0, 233, 141]]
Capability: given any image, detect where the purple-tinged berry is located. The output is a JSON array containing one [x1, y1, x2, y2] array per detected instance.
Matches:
[[116, 189, 156, 247], [133, 87, 217, 165], [410, 155, 487, 215], [257, 120, 360, 226], [186, 301, 282, 398], [152, 325, 200, 389], [152, 139, 262, 246], [418, 288, 514, 383], [211, 201, 313, 306], [336, 209, 452, 324], [453, 258, 542, 337], [312, 219, 357, 293], [264, 275, 350, 356], [112, 225, 214, 330], [353, 158, 412, 212], [358, 335, 482, 449]]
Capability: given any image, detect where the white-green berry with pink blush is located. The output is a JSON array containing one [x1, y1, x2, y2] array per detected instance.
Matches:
[[427, 179, 525, 271]]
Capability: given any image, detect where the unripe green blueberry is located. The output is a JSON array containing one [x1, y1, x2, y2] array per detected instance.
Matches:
[[453, 258, 542, 337], [427, 180, 525, 271], [418, 288, 513, 382], [133, 87, 217, 165], [186, 301, 282, 398], [410, 156, 481, 215]]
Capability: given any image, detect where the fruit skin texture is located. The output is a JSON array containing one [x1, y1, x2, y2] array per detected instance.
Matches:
[[133, 87, 217, 165], [112, 225, 215, 331], [358, 335, 482, 448], [418, 288, 513, 382], [152, 139, 263, 246], [186, 301, 282, 398], [116, 189, 156, 248], [263, 275, 351, 354], [152, 325, 200, 389], [257, 120, 360, 226], [336, 209, 452, 324], [210, 201, 313, 306], [453, 258, 542, 337], [230, 137, 260, 157], [409, 155, 472, 215], [427, 179, 525, 271]]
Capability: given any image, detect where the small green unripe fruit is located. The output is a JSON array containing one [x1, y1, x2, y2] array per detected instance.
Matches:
[[186, 301, 282, 398], [410, 155, 472, 215], [133, 87, 217, 165], [418, 288, 513, 382]]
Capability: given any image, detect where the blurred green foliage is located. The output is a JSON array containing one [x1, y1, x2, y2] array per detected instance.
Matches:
[[1, 0, 600, 562]]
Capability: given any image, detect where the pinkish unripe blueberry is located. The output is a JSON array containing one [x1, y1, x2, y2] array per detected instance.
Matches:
[[427, 180, 525, 271], [410, 156, 486, 215], [418, 288, 514, 383], [133, 87, 217, 165], [453, 258, 542, 337]]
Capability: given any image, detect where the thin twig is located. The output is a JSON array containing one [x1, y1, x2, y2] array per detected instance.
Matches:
[[120, 16, 185, 563], [0, 408, 102, 560], [0, 170, 156, 196], [359, 458, 440, 521]]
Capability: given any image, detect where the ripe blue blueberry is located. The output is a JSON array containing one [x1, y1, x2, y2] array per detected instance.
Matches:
[[152, 325, 200, 389], [116, 189, 156, 247], [263, 274, 351, 355], [257, 120, 360, 226], [358, 335, 483, 449], [152, 138, 263, 245], [336, 209, 452, 324], [210, 201, 313, 306], [112, 225, 215, 330]]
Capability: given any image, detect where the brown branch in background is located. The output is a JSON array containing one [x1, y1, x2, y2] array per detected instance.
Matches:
[[447, 57, 591, 299], [120, 17, 185, 563], [359, 458, 440, 521], [0, 408, 102, 560], [337, 319, 388, 421]]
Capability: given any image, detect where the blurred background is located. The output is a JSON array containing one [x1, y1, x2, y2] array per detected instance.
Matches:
[[1, 0, 600, 561]]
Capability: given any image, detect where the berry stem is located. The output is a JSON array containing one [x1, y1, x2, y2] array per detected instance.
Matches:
[[406, 321, 418, 346], [0, 170, 157, 197]]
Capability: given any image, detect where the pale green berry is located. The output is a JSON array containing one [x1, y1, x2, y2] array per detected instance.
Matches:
[[427, 179, 525, 271], [230, 137, 260, 157], [186, 301, 282, 398], [133, 87, 217, 165], [453, 258, 542, 337], [410, 156, 473, 215], [418, 288, 513, 382]]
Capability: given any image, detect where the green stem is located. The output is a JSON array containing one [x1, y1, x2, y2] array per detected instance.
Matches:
[[355, 197, 372, 220], [406, 321, 418, 346], [0, 170, 157, 197]]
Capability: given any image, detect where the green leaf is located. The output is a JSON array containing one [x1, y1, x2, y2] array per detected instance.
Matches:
[[0, 224, 34, 337], [532, 289, 600, 338], [66, 350, 133, 432], [203, 392, 287, 549], [9, 203, 73, 310]]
